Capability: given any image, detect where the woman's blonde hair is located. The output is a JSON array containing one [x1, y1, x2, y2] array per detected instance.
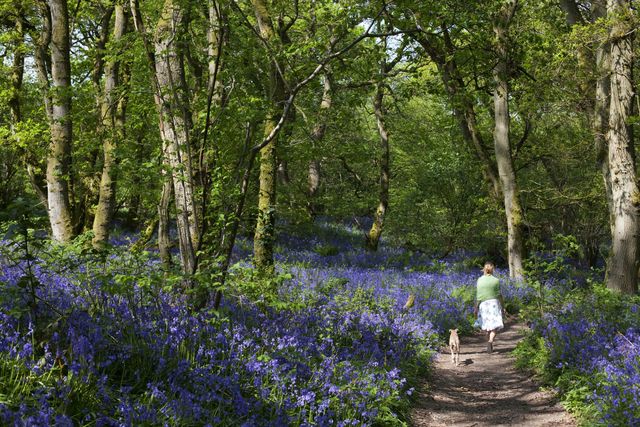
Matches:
[[483, 261, 494, 275]]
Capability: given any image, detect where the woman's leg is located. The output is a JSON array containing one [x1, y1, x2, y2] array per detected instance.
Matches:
[[485, 329, 496, 353]]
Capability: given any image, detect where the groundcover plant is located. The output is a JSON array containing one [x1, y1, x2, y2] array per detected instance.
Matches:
[[528, 289, 640, 425], [5, 219, 636, 426], [0, 220, 496, 426]]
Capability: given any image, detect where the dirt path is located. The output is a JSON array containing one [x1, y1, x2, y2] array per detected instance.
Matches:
[[410, 319, 575, 427]]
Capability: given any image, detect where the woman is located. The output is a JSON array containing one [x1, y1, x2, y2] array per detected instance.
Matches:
[[474, 261, 505, 353]]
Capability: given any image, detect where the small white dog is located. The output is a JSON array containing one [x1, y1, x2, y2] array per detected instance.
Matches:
[[449, 328, 460, 366]]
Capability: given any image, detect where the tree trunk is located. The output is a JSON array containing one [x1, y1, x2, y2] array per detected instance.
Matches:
[[212, 122, 257, 309], [9, 15, 24, 129], [28, 4, 53, 211], [493, 0, 524, 279], [254, 119, 278, 273], [158, 167, 173, 270], [308, 159, 321, 213], [307, 70, 332, 218], [366, 81, 390, 251], [207, 0, 224, 107], [92, 4, 129, 248], [604, 0, 638, 294], [252, 0, 285, 273], [46, 0, 74, 242], [414, 29, 502, 201], [277, 159, 290, 185], [590, 2, 616, 238], [154, 0, 199, 275], [3, 13, 26, 208]]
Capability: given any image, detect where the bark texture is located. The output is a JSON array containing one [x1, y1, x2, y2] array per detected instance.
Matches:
[[591, 2, 616, 237], [46, 0, 74, 242], [154, 0, 199, 275], [252, 0, 285, 273], [604, 0, 638, 294], [158, 169, 173, 270], [92, 3, 129, 248], [493, 0, 524, 279]]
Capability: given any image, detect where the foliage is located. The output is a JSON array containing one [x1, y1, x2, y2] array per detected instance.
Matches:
[[515, 244, 639, 425], [0, 221, 445, 425], [1, 0, 640, 424]]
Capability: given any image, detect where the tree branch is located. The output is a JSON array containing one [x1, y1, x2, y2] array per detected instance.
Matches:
[[249, 5, 387, 154]]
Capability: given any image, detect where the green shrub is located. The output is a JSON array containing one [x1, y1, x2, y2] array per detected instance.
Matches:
[[314, 244, 340, 257]]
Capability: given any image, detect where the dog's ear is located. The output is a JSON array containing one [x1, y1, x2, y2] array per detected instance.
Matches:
[[449, 329, 453, 333]]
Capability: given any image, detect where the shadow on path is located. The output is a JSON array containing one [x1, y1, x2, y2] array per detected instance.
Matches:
[[410, 320, 574, 427]]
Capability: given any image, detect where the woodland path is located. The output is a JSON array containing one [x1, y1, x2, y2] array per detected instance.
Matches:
[[410, 319, 575, 427]]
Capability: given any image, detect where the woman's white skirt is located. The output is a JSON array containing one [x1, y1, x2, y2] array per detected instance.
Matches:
[[477, 298, 504, 331]]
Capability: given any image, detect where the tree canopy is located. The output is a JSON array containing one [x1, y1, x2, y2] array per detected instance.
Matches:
[[0, 0, 637, 298]]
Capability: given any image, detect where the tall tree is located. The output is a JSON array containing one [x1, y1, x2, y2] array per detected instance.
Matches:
[[42, 0, 75, 242], [251, 0, 286, 273], [603, 0, 638, 294], [365, 21, 407, 251], [365, 76, 390, 251], [407, 24, 502, 201], [492, 0, 524, 278], [149, 0, 200, 276], [307, 70, 332, 218], [559, 0, 638, 294], [1, 4, 27, 208], [92, 2, 130, 248]]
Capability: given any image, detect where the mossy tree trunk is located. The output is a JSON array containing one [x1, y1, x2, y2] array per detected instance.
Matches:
[[493, 0, 524, 279], [92, 3, 129, 249], [158, 167, 173, 270], [251, 0, 286, 274]]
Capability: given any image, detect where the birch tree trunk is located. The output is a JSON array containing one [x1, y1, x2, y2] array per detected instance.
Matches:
[[493, 0, 524, 279], [366, 81, 390, 251], [604, 0, 638, 294], [92, 3, 129, 248], [46, 0, 74, 242], [154, 0, 199, 275], [197, 0, 225, 245], [252, 0, 285, 273]]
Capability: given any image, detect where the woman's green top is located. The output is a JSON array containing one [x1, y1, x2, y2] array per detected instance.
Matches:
[[476, 274, 500, 302]]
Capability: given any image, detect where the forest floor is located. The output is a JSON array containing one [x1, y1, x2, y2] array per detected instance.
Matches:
[[410, 319, 575, 427]]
